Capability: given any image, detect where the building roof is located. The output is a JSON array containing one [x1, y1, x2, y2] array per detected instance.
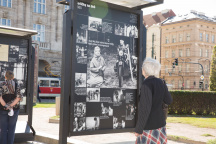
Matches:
[[143, 9, 176, 27], [162, 10, 216, 25]]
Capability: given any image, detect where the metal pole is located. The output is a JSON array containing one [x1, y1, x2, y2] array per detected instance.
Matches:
[[152, 33, 154, 58], [179, 62, 204, 91], [59, 8, 73, 144]]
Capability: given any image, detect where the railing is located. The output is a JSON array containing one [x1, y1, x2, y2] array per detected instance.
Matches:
[[39, 42, 50, 49]]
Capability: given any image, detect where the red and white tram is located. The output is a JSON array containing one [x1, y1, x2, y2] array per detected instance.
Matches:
[[38, 77, 61, 97]]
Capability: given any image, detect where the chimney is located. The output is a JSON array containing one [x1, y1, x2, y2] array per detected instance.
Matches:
[[161, 9, 169, 14], [151, 12, 157, 17], [190, 10, 197, 14]]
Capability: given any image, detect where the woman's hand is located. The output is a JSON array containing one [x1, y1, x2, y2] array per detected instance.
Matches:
[[135, 132, 142, 137]]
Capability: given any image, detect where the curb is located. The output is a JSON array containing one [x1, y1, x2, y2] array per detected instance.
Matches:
[[168, 136, 206, 144], [34, 132, 91, 144], [49, 118, 59, 123]]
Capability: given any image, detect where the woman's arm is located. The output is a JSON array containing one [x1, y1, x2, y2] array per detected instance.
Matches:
[[9, 84, 23, 108], [0, 96, 7, 107], [134, 84, 152, 134]]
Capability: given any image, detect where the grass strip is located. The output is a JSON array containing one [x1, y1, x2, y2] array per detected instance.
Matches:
[[167, 115, 216, 129], [33, 103, 56, 108]]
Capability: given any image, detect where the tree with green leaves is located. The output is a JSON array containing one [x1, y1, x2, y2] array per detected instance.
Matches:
[[210, 45, 216, 91]]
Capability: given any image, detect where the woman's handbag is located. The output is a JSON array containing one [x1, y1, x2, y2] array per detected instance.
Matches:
[[162, 102, 168, 120], [162, 79, 168, 120]]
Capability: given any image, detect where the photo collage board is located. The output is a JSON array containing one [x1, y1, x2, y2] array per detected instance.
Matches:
[[72, 1, 139, 133], [0, 36, 29, 114]]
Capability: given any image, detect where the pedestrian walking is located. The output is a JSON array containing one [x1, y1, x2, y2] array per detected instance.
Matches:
[[134, 58, 173, 144], [37, 84, 41, 103], [0, 70, 23, 144]]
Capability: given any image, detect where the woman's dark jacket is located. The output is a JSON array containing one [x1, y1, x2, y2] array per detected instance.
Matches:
[[135, 76, 172, 134]]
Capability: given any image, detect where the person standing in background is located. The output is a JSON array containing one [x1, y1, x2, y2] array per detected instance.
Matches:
[[0, 70, 23, 144]]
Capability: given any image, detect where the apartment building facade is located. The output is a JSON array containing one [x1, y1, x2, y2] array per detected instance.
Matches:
[[0, 0, 69, 76], [161, 11, 216, 90], [144, 9, 176, 63]]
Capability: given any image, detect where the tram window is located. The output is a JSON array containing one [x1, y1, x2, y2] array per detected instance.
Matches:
[[50, 80, 59, 87], [40, 80, 49, 87]]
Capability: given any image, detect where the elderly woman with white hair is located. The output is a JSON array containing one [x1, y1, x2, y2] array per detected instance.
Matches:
[[134, 58, 172, 144]]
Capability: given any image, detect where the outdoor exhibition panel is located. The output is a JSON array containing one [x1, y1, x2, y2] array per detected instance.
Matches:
[[0, 33, 31, 114], [0, 26, 37, 142], [58, 0, 163, 143], [60, 0, 144, 137]]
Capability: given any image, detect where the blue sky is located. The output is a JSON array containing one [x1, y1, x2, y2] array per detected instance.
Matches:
[[142, 0, 216, 17]]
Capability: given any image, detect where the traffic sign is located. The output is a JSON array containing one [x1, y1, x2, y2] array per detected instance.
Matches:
[[200, 75, 204, 80]]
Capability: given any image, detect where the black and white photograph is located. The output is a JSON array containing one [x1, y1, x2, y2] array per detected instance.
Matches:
[[125, 24, 138, 38], [73, 117, 86, 132], [74, 102, 86, 117], [76, 29, 88, 44], [88, 17, 102, 32], [75, 88, 87, 95], [75, 73, 87, 87], [76, 44, 87, 64], [113, 116, 125, 129], [86, 88, 100, 102], [114, 38, 138, 88], [9, 45, 19, 62], [101, 103, 113, 117], [86, 36, 137, 88], [86, 117, 100, 130], [115, 23, 126, 36], [87, 45, 106, 88], [113, 89, 125, 105], [102, 21, 113, 33], [126, 104, 136, 120]]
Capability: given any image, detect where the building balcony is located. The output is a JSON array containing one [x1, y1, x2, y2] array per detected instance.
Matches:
[[39, 42, 51, 50]]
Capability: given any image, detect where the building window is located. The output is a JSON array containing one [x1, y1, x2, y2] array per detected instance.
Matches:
[[34, 0, 46, 14], [206, 49, 209, 57], [186, 80, 190, 89], [186, 33, 190, 41], [179, 49, 183, 57], [165, 65, 168, 73], [205, 65, 208, 73], [200, 33, 203, 41], [0, 0, 12, 7], [0, 18, 11, 26], [165, 36, 169, 44], [206, 34, 209, 42], [165, 50, 168, 58], [64, 5, 69, 12], [172, 35, 176, 43], [178, 80, 182, 88], [172, 50, 175, 58], [212, 35, 215, 43], [186, 64, 190, 72], [171, 80, 175, 89], [186, 48, 190, 57], [33, 24, 45, 42], [179, 34, 183, 42], [178, 65, 182, 72], [200, 49, 203, 57]]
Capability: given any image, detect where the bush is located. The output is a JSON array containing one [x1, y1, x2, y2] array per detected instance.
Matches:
[[168, 91, 216, 115]]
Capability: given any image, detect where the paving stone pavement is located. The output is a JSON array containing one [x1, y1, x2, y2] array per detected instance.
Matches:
[[17, 108, 216, 144]]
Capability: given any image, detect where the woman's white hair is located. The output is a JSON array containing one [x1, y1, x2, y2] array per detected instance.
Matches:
[[142, 57, 161, 77]]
